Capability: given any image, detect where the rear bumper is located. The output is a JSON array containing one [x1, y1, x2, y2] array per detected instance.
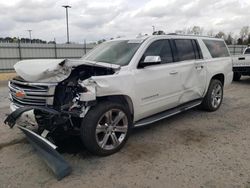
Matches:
[[233, 66, 250, 75]]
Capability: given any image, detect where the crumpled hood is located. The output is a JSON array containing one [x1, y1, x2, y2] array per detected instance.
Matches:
[[14, 59, 120, 82]]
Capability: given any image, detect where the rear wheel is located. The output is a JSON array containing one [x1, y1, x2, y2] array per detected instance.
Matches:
[[80, 101, 132, 156], [201, 79, 223, 112], [233, 72, 241, 81]]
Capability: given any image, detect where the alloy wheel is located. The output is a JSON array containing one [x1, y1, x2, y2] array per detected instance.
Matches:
[[95, 109, 128, 150], [211, 84, 222, 109]]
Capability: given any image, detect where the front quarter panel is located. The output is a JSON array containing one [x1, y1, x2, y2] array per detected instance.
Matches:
[[90, 72, 141, 120]]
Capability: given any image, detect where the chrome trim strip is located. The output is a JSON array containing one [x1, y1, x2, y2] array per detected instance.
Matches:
[[9, 82, 49, 93], [10, 90, 53, 99], [11, 97, 45, 106], [18, 126, 57, 149], [11, 79, 58, 86]]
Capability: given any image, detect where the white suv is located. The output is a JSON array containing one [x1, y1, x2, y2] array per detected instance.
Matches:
[[5, 35, 233, 156]]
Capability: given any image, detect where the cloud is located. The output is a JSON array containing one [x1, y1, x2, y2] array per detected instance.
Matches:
[[0, 0, 249, 42]]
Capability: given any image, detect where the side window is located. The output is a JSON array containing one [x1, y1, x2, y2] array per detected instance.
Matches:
[[192, 40, 203, 59], [174, 39, 196, 61], [245, 48, 250, 54], [203, 39, 229, 58], [143, 40, 173, 64]]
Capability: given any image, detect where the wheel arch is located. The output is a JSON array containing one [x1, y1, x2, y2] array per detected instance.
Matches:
[[211, 73, 225, 86], [96, 95, 134, 120]]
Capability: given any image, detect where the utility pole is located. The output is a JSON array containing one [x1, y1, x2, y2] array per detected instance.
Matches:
[[62, 5, 71, 44], [27, 30, 32, 43]]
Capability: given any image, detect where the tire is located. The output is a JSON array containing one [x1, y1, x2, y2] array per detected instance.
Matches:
[[233, 72, 241, 81], [80, 101, 132, 156], [200, 79, 223, 112]]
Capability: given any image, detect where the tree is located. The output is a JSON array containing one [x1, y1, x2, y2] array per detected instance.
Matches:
[[207, 30, 214, 37], [215, 31, 226, 39], [175, 29, 186, 34], [187, 26, 203, 35], [237, 38, 243, 45], [97, 39, 106, 44], [239, 26, 249, 42], [225, 33, 233, 45], [152, 30, 166, 35], [247, 34, 250, 45]]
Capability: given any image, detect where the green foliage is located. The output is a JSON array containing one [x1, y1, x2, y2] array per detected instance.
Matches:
[[0, 37, 47, 43]]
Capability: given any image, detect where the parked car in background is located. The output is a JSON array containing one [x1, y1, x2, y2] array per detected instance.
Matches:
[[5, 35, 233, 157], [232, 47, 250, 81]]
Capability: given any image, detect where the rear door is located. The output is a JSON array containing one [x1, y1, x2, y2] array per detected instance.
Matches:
[[172, 39, 206, 104]]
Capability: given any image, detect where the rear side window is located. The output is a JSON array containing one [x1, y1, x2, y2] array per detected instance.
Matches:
[[203, 40, 229, 58], [245, 48, 250, 54], [144, 40, 173, 64], [174, 39, 196, 61]]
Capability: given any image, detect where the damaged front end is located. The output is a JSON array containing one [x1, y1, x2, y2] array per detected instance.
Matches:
[[4, 59, 119, 180]]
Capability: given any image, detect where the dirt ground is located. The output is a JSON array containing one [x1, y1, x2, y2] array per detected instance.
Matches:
[[1, 79, 250, 188], [0, 72, 16, 81]]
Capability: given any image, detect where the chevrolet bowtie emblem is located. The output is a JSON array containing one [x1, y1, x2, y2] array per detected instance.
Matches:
[[15, 90, 26, 98]]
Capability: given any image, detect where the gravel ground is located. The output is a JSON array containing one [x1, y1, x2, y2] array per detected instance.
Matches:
[[1, 79, 250, 188]]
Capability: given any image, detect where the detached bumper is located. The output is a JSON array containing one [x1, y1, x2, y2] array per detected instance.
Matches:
[[4, 106, 72, 180], [5, 106, 60, 128]]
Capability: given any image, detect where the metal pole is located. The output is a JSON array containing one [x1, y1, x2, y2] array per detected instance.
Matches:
[[84, 39, 86, 54], [62, 5, 71, 44], [27, 30, 32, 43], [18, 39, 22, 60], [54, 38, 57, 59]]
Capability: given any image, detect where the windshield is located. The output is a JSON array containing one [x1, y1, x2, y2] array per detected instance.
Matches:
[[83, 40, 142, 66]]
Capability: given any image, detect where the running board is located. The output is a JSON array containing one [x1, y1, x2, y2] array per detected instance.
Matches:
[[134, 99, 202, 127]]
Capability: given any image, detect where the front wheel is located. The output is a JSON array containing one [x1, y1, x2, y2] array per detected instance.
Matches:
[[80, 101, 132, 156], [200, 79, 223, 112]]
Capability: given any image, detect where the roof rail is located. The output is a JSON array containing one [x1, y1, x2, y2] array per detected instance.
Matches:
[[166, 33, 219, 39]]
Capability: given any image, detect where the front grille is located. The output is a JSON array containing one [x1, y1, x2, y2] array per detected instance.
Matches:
[[9, 78, 57, 107]]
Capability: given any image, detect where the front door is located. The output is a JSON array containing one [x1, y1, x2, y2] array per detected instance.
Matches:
[[133, 39, 182, 120]]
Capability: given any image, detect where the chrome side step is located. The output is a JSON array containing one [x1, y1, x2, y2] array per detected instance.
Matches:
[[134, 99, 202, 127]]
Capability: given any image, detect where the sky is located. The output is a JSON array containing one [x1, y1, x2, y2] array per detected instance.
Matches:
[[0, 0, 250, 43]]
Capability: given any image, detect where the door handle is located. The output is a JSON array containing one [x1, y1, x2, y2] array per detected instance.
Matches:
[[169, 70, 178, 75], [195, 65, 204, 70]]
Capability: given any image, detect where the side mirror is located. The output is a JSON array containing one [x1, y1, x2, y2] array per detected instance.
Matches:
[[139, 56, 161, 68]]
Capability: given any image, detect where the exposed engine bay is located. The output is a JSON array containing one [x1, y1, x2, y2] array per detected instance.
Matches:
[[6, 63, 117, 140], [40, 64, 115, 135]]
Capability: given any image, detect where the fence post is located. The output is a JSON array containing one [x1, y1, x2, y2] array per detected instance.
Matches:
[[84, 39, 87, 54], [18, 39, 22, 60], [233, 45, 235, 55], [54, 38, 57, 59]]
